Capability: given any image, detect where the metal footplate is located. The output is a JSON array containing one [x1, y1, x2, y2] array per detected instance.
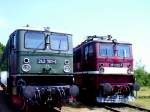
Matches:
[[96, 95, 135, 103]]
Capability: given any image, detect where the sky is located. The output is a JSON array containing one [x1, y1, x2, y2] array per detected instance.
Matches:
[[0, 0, 150, 71]]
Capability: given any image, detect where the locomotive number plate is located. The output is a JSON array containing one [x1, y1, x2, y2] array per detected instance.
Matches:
[[37, 58, 56, 64], [109, 63, 123, 67]]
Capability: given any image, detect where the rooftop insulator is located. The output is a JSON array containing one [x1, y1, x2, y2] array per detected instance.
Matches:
[[44, 27, 50, 31], [107, 35, 112, 40]]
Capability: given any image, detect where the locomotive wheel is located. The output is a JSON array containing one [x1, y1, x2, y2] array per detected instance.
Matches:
[[10, 95, 26, 111]]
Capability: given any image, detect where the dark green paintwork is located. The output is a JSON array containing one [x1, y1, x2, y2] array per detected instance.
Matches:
[[4, 29, 73, 75], [18, 52, 73, 74]]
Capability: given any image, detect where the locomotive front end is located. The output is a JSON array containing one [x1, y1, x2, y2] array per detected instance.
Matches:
[[3, 28, 78, 111], [96, 38, 140, 103], [74, 35, 140, 104]]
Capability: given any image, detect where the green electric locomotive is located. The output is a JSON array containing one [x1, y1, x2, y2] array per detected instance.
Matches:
[[0, 27, 78, 111]]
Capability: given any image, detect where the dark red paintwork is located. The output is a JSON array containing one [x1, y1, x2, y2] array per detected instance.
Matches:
[[74, 38, 134, 98]]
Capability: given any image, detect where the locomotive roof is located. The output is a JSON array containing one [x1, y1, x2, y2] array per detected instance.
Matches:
[[74, 35, 132, 50], [14, 27, 72, 36]]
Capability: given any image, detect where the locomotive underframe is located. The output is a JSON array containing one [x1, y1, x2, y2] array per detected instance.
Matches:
[[7, 74, 74, 110], [75, 73, 136, 103]]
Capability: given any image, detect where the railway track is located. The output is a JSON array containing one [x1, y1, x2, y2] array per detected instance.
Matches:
[[103, 103, 150, 112], [121, 103, 150, 112], [52, 107, 61, 112], [104, 106, 120, 112]]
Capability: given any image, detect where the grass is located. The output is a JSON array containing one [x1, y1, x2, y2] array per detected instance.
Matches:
[[134, 86, 150, 109]]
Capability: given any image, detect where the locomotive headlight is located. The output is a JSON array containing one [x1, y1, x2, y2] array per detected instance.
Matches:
[[127, 69, 133, 74], [127, 64, 133, 74], [99, 67, 104, 73], [22, 64, 31, 72], [64, 65, 71, 73], [24, 58, 30, 64], [64, 59, 70, 65], [99, 63, 104, 73]]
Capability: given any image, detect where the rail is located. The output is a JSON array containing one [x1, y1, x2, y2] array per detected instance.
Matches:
[[103, 103, 150, 112], [51, 107, 61, 112], [104, 106, 120, 112], [121, 103, 150, 112]]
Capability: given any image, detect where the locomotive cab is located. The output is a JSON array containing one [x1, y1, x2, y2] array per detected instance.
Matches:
[[74, 35, 140, 103]]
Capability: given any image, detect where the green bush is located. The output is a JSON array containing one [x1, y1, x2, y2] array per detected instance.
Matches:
[[0, 42, 7, 71], [135, 66, 150, 86]]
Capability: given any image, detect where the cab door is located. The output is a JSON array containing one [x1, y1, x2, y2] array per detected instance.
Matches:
[[82, 43, 95, 71], [9, 33, 17, 74]]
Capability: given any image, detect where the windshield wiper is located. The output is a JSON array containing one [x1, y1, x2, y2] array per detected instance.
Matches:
[[58, 40, 62, 50], [58, 40, 62, 53], [33, 41, 45, 52]]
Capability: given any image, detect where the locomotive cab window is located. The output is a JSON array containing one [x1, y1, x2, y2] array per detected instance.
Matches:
[[50, 33, 68, 51], [99, 43, 131, 58], [117, 45, 130, 58], [25, 31, 45, 49], [100, 44, 114, 56]]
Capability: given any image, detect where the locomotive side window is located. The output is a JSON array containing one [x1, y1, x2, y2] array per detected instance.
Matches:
[[25, 32, 45, 49], [50, 34, 68, 51], [117, 45, 130, 58], [88, 45, 93, 57], [100, 44, 114, 56], [84, 45, 93, 60], [10, 33, 17, 50], [13, 34, 16, 49], [84, 46, 88, 60]]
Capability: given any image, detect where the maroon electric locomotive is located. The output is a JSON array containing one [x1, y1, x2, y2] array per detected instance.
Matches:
[[74, 35, 140, 103]]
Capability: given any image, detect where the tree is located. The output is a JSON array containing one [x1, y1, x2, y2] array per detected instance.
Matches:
[[0, 42, 4, 55], [135, 65, 150, 86], [0, 42, 6, 71]]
